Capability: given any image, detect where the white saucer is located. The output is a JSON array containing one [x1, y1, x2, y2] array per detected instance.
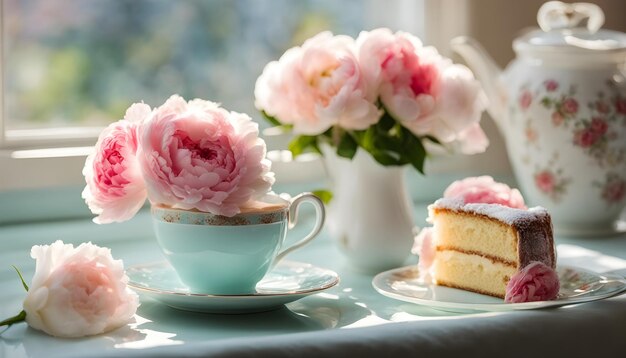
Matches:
[[127, 260, 339, 314], [372, 265, 626, 313]]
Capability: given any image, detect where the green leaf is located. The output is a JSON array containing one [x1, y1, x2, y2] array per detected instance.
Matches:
[[311, 189, 333, 204], [422, 135, 442, 146], [336, 132, 358, 159], [368, 149, 402, 166], [288, 135, 318, 157], [401, 128, 427, 174], [12, 265, 28, 292], [261, 111, 282, 127], [0, 310, 26, 328], [377, 111, 396, 132]]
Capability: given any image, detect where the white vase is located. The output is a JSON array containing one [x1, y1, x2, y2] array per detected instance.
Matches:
[[322, 146, 416, 273]]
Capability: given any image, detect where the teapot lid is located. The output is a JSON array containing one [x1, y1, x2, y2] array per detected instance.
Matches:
[[514, 1, 626, 54]]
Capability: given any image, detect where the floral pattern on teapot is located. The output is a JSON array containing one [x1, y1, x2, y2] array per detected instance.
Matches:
[[452, 1, 626, 234], [533, 154, 572, 203], [515, 78, 626, 207], [535, 79, 626, 168], [593, 172, 626, 206]]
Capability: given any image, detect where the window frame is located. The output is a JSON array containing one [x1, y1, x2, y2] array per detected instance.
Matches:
[[0, 0, 102, 191]]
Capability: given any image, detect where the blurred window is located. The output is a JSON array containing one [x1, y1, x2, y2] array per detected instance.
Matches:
[[2, 0, 424, 144], [0, 0, 424, 189]]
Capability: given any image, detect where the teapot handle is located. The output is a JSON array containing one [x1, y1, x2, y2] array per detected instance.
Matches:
[[537, 1, 604, 34]]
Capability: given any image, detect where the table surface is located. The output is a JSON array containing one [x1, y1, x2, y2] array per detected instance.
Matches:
[[1, 202, 626, 358]]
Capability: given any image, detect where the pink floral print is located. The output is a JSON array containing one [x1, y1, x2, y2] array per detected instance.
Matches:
[[615, 97, 626, 115], [594, 172, 626, 205], [519, 90, 532, 110], [539, 83, 578, 128], [544, 79, 559, 92], [535, 171, 555, 193], [533, 155, 571, 203], [560, 98, 579, 115], [536, 79, 625, 167]]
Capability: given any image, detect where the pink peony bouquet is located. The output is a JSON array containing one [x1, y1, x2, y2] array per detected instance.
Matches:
[[255, 28, 488, 172], [82, 95, 275, 223]]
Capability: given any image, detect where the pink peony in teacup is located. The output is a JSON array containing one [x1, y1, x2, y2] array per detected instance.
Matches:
[[82, 96, 327, 295], [138, 95, 275, 217], [82, 95, 275, 222]]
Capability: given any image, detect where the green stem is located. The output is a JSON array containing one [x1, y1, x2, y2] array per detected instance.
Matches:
[[331, 126, 343, 147], [0, 310, 26, 328], [12, 265, 29, 292]]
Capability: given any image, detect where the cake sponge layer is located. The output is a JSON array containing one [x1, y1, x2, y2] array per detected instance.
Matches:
[[433, 209, 519, 264], [432, 250, 517, 298]]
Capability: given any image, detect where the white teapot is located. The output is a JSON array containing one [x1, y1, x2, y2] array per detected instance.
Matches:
[[452, 1, 626, 236]]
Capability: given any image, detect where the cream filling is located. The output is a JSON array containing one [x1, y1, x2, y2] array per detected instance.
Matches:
[[432, 250, 518, 297]]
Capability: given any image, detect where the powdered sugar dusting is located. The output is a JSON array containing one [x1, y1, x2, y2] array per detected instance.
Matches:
[[432, 197, 549, 225]]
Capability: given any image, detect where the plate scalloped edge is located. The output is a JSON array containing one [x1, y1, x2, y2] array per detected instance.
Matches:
[[372, 265, 626, 313]]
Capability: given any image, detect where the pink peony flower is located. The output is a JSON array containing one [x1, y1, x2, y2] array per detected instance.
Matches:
[[505, 261, 560, 303], [519, 90, 532, 110], [444, 175, 527, 209], [535, 171, 555, 194], [82, 103, 151, 224], [23, 240, 139, 338], [357, 28, 487, 154], [254, 31, 380, 135], [561, 98, 579, 115], [544, 79, 559, 92], [139, 95, 274, 217]]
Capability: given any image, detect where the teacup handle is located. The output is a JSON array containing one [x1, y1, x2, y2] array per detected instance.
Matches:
[[274, 193, 325, 264]]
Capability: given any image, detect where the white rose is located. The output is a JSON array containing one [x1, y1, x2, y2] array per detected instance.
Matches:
[[22, 240, 139, 338]]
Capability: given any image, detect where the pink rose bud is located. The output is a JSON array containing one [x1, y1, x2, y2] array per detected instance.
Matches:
[[139, 95, 275, 217], [505, 261, 560, 303]]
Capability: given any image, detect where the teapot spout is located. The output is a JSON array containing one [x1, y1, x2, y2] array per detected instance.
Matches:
[[451, 36, 506, 127]]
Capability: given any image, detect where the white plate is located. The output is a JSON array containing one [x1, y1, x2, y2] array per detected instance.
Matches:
[[372, 265, 626, 313], [127, 260, 339, 314]]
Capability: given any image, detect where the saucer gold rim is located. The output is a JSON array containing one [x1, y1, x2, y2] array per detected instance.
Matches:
[[126, 260, 340, 298]]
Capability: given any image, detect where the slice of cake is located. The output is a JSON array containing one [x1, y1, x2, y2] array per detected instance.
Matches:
[[427, 198, 556, 299]]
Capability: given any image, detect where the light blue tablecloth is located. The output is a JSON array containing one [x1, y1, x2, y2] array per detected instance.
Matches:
[[1, 203, 625, 358]]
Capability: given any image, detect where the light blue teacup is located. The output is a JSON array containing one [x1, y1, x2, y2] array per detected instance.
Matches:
[[151, 193, 325, 295]]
